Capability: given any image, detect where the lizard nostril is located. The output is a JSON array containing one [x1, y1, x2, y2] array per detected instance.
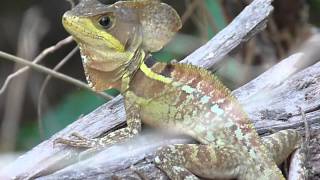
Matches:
[[62, 11, 72, 22]]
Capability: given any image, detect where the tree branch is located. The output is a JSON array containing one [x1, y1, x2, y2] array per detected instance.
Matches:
[[0, 36, 73, 96], [2, 0, 316, 179], [0, 51, 113, 100], [37, 47, 79, 140], [181, 0, 273, 69]]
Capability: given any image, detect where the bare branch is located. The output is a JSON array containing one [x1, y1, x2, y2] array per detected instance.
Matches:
[[0, 36, 73, 96], [0, 51, 113, 100], [37, 47, 79, 139], [1, 7, 49, 152], [181, 0, 201, 25], [181, 0, 274, 70]]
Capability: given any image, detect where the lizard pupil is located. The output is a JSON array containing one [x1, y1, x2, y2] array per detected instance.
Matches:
[[99, 16, 112, 29]]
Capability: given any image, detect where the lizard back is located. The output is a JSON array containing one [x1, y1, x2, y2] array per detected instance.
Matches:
[[129, 58, 261, 146]]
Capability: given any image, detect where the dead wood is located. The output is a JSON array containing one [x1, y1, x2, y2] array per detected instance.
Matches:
[[1, 0, 319, 179]]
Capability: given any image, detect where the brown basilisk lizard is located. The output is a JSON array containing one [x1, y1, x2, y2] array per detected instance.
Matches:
[[55, 0, 301, 179]]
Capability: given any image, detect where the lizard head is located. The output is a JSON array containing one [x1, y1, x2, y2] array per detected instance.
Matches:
[[62, 0, 181, 91]]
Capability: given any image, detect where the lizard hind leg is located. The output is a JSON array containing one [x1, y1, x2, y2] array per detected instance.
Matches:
[[155, 144, 241, 180], [261, 129, 302, 166], [155, 144, 200, 180]]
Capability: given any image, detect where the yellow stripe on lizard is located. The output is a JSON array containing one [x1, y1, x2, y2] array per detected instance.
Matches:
[[140, 62, 173, 84]]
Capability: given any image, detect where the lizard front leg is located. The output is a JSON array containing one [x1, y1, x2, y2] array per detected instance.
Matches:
[[54, 100, 142, 150]]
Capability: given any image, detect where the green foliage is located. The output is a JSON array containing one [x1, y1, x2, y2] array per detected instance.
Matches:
[[205, 0, 226, 37], [17, 121, 41, 151]]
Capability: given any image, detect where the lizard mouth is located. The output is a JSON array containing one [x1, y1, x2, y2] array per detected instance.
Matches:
[[62, 15, 101, 44], [62, 11, 124, 51]]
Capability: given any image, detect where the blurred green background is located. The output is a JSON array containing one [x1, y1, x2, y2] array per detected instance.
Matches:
[[0, 0, 319, 155]]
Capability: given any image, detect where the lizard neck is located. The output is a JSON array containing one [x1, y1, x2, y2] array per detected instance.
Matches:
[[79, 45, 146, 92], [120, 48, 146, 93], [127, 56, 171, 99]]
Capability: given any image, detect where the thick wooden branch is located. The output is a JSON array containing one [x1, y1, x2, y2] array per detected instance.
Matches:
[[181, 0, 273, 69], [2, 0, 317, 179], [233, 53, 320, 133]]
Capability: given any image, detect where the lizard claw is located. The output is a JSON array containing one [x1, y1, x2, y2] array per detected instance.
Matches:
[[70, 132, 90, 140], [53, 133, 100, 149], [53, 132, 107, 161]]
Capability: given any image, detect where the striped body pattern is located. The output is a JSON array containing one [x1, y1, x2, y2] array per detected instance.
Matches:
[[56, 0, 302, 179]]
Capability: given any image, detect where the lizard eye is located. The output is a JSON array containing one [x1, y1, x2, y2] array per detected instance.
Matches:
[[99, 16, 113, 29]]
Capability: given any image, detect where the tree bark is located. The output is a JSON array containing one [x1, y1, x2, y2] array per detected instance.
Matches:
[[1, 0, 318, 179]]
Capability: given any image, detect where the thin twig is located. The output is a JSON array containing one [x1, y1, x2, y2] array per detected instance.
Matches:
[[0, 36, 73, 96], [1, 7, 49, 152], [299, 107, 311, 142], [0, 51, 113, 100], [37, 47, 79, 140], [181, 0, 201, 25], [267, 18, 286, 58], [295, 107, 310, 179], [189, 0, 209, 40]]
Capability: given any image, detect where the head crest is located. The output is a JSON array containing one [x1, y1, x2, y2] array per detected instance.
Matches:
[[115, 0, 182, 52]]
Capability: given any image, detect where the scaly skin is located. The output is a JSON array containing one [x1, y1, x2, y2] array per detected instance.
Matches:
[[55, 0, 301, 179]]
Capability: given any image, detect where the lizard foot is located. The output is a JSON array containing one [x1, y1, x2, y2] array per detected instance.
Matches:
[[54, 132, 109, 160], [54, 132, 107, 160], [54, 132, 101, 148], [155, 145, 200, 180]]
